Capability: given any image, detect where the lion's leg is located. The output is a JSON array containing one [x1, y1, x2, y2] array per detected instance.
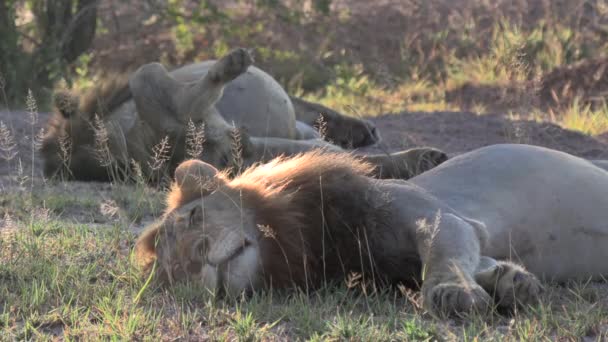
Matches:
[[129, 49, 252, 175], [362, 147, 448, 179], [245, 137, 446, 180], [416, 213, 493, 317], [174, 48, 253, 122], [474, 256, 543, 310], [290, 96, 380, 148], [130, 48, 252, 129]]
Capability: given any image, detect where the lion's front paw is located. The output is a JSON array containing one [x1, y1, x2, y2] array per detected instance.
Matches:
[[398, 147, 448, 178], [417, 148, 448, 171], [495, 266, 543, 309], [423, 282, 492, 317], [210, 48, 253, 83], [339, 119, 380, 148]]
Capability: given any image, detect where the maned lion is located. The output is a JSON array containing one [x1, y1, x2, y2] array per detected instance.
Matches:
[[136, 144, 608, 317], [41, 48, 447, 183]]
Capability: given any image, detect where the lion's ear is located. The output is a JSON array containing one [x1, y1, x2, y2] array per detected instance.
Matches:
[[174, 159, 222, 194], [53, 91, 79, 118], [166, 159, 225, 211], [134, 224, 160, 267]]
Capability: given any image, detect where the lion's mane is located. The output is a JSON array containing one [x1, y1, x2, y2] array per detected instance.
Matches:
[[165, 151, 420, 290], [41, 76, 132, 180]]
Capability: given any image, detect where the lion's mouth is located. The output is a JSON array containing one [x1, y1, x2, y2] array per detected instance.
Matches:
[[203, 238, 258, 297], [209, 238, 253, 267]]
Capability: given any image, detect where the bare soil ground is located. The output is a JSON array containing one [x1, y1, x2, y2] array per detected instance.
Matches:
[[361, 111, 608, 159]]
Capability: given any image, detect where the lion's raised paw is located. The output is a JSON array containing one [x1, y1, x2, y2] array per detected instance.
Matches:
[[417, 148, 449, 172], [210, 48, 253, 83]]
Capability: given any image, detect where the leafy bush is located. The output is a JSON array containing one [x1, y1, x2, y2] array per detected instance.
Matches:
[[0, 0, 98, 107]]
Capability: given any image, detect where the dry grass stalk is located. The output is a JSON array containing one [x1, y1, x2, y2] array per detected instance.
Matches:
[[148, 135, 171, 172], [25, 89, 38, 126], [314, 113, 329, 142], [185, 119, 205, 160], [230, 125, 244, 174], [0, 121, 17, 161], [93, 114, 114, 168], [58, 131, 72, 171]]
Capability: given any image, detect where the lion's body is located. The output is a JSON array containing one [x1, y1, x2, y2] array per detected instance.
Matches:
[[137, 143, 608, 316], [408, 144, 608, 281], [42, 49, 445, 183]]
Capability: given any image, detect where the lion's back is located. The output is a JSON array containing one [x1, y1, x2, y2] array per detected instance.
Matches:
[[411, 144, 608, 221]]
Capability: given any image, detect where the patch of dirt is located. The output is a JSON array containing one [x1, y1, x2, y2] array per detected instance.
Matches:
[[90, 0, 606, 92], [360, 111, 608, 159]]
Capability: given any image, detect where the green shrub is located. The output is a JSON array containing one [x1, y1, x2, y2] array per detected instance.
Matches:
[[0, 0, 98, 107]]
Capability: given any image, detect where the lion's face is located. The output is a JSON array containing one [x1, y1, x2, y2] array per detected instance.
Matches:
[[142, 187, 264, 296], [137, 153, 383, 295]]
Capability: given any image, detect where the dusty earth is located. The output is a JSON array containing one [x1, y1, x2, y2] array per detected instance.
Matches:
[[361, 110, 608, 158]]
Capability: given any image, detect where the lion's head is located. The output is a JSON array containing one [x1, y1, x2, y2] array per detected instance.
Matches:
[[135, 159, 264, 294], [41, 77, 133, 181], [135, 151, 383, 295], [135, 198, 264, 294], [41, 59, 255, 182]]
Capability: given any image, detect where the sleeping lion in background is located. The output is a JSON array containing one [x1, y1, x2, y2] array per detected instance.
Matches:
[[41, 48, 446, 183], [136, 144, 608, 317]]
